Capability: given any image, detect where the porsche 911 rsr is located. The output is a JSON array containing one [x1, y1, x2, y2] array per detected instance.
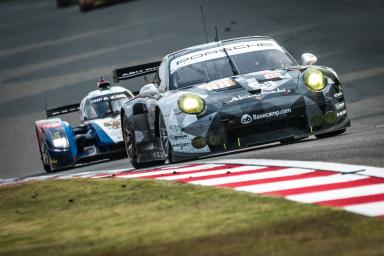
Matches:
[[113, 36, 350, 168], [35, 80, 134, 172]]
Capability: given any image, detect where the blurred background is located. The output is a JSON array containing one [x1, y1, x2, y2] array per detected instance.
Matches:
[[0, 0, 383, 179]]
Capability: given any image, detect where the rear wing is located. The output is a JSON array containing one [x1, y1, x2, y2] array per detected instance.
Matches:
[[45, 103, 80, 118], [112, 61, 161, 83]]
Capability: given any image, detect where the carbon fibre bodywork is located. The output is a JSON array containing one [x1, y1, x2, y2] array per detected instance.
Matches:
[[117, 36, 350, 167]]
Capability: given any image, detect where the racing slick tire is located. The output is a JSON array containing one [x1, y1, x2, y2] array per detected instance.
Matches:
[[122, 115, 145, 169], [41, 143, 53, 172], [315, 128, 346, 139], [36, 127, 52, 172], [159, 112, 174, 164]]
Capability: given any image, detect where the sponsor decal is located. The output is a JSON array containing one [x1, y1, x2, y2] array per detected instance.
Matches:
[[262, 88, 286, 95], [335, 102, 345, 110], [337, 109, 347, 117], [170, 134, 188, 140], [241, 114, 253, 124], [262, 71, 283, 80], [122, 67, 158, 79], [253, 108, 291, 120], [244, 78, 260, 90], [170, 40, 280, 73], [228, 88, 287, 103], [334, 92, 343, 98], [169, 125, 184, 131], [198, 78, 237, 90], [103, 119, 121, 129], [90, 93, 127, 104], [173, 143, 190, 148], [112, 119, 121, 129], [92, 118, 123, 142], [241, 108, 292, 124], [259, 80, 278, 89], [229, 95, 255, 103]]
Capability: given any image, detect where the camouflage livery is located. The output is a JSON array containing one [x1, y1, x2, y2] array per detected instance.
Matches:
[[115, 36, 350, 168]]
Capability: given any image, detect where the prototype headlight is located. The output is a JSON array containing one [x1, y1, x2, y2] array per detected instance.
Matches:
[[178, 93, 205, 114], [52, 137, 69, 148], [303, 68, 326, 91]]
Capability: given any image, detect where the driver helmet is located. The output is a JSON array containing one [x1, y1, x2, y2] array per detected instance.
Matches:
[[97, 77, 111, 90]]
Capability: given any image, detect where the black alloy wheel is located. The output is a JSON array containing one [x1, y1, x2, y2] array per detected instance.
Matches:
[[159, 112, 173, 163], [122, 116, 142, 169]]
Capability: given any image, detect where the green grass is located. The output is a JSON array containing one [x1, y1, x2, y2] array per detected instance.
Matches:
[[0, 179, 384, 256]]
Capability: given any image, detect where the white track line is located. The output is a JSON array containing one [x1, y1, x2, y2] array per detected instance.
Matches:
[[343, 202, 384, 217], [287, 184, 384, 203], [190, 168, 313, 186], [157, 165, 264, 180], [236, 173, 367, 193], [118, 164, 222, 178]]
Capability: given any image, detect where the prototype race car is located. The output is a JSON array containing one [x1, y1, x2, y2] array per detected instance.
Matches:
[[35, 79, 134, 172], [113, 36, 350, 168]]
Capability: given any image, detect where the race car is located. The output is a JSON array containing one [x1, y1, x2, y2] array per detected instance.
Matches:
[[35, 79, 134, 172], [113, 36, 350, 168]]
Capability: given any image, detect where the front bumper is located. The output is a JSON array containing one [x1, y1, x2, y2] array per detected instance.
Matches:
[[170, 94, 350, 162], [77, 142, 126, 163], [49, 142, 126, 171], [48, 149, 75, 171]]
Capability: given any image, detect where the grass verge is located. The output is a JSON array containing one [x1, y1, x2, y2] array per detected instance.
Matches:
[[0, 178, 384, 256]]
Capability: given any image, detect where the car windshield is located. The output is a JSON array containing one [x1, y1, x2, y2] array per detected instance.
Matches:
[[170, 49, 295, 89], [84, 92, 130, 120]]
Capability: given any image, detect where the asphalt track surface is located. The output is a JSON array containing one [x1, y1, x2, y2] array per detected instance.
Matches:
[[0, 0, 383, 179]]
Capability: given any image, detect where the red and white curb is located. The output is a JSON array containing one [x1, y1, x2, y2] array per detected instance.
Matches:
[[2, 159, 384, 219]]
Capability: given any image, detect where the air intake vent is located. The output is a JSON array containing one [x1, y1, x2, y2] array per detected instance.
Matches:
[[248, 89, 261, 94]]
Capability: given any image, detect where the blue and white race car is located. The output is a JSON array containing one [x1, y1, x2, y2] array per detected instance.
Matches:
[[35, 79, 134, 172]]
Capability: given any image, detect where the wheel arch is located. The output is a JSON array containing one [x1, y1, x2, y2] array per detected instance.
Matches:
[[154, 106, 161, 138]]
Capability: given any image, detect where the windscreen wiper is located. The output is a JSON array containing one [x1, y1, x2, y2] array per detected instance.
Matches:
[[223, 47, 240, 76]]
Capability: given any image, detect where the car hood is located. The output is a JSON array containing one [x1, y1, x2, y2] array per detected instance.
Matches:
[[180, 68, 301, 104]]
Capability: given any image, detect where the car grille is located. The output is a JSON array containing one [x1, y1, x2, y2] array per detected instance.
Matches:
[[227, 114, 305, 143]]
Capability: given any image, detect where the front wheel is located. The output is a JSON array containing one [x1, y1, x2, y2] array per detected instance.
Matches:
[[122, 116, 144, 169], [41, 143, 52, 172], [316, 128, 346, 139], [159, 112, 173, 164]]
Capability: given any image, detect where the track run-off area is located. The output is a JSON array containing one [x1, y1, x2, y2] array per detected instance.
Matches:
[[0, 0, 383, 222], [2, 159, 384, 219]]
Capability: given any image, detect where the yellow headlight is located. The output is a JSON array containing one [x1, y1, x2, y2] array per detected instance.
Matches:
[[304, 68, 326, 91], [178, 93, 205, 114]]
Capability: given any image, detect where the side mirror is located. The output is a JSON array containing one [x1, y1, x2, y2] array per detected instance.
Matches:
[[139, 83, 159, 96], [301, 53, 317, 65]]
